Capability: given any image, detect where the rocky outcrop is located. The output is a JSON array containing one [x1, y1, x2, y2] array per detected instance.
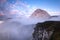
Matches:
[[32, 21, 60, 40], [30, 9, 50, 19]]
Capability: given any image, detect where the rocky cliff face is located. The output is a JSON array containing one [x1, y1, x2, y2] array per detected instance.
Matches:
[[32, 21, 60, 40]]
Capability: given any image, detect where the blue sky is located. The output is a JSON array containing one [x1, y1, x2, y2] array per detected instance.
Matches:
[[7, 0, 60, 12], [0, 0, 60, 16], [20, 0, 60, 13]]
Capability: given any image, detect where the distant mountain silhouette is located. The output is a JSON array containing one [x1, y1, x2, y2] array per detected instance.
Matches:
[[30, 9, 50, 19]]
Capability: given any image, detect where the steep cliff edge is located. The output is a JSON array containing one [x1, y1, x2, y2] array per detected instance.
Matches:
[[32, 21, 60, 40]]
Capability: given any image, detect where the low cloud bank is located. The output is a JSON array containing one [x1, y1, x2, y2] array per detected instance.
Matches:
[[0, 0, 60, 40]]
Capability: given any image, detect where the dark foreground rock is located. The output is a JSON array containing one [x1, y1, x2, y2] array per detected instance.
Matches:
[[32, 21, 60, 40]]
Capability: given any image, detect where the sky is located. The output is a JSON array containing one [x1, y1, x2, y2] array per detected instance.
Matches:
[[0, 0, 60, 20], [20, 0, 60, 15]]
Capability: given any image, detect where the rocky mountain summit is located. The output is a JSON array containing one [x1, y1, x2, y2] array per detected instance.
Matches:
[[30, 9, 50, 19]]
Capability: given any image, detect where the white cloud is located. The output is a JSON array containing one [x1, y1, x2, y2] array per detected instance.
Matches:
[[9, 0, 38, 18], [0, 21, 4, 24]]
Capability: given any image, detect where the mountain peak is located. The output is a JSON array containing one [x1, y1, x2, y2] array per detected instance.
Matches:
[[30, 9, 50, 19]]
